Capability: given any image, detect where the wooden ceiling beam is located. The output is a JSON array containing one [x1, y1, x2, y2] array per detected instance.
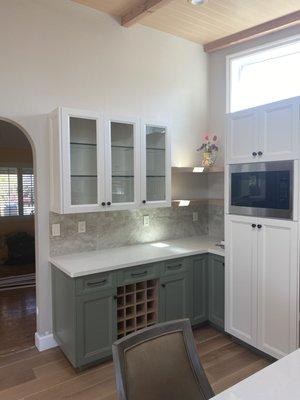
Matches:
[[121, 0, 173, 27], [204, 10, 300, 53]]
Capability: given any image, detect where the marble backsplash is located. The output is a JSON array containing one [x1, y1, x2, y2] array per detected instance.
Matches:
[[50, 201, 224, 256]]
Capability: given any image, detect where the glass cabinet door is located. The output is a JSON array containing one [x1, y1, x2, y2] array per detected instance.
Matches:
[[106, 119, 139, 209], [142, 122, 170, 207], [62, 109, 105, 212]]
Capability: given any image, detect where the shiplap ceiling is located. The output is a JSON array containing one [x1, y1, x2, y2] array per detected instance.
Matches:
[[73, 0, 300, 45]]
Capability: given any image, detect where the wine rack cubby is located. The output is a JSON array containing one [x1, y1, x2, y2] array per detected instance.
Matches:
[[117, 279, 158, 339]]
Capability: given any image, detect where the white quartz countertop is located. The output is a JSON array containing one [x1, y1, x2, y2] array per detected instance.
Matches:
[[49, 236, 224, 278], [211, 349, 300, 400]]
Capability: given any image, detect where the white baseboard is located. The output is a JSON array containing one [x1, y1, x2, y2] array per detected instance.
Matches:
[[35, 332, 58, 352]]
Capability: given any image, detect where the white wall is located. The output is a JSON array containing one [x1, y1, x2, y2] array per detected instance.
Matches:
[[209, 25, 300, 167], [0, 0, 208, 339]]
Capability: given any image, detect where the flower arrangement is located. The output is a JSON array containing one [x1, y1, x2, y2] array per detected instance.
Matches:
[[197, 134, 218, 153], [196, 134, 218, 167]]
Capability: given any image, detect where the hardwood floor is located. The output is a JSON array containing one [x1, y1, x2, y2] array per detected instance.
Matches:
[[0, 325, 272, 399], [0, 287, 36, 356]]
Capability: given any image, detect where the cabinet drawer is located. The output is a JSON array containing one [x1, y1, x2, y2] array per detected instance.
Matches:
[[76, 271, 116, 296], [162, 258, 187, 276], [117, 264, 160, 286]]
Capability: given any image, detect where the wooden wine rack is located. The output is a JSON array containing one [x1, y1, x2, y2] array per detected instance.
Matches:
[[117, 279, 158, 339]]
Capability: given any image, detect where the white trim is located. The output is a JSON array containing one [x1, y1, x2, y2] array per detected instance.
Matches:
[[35, 332, 57, 352], [226, 34, 300, 113]]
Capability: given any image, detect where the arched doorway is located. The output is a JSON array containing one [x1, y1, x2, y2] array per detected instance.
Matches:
[[0, 119, 36, 354]]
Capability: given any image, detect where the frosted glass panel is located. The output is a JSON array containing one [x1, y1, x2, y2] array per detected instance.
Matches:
[[111, 122, 134, 204], [70, 117, 98, 205], [146, 126, 166, 201]]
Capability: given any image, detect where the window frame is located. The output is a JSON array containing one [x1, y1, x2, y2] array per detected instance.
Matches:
[[226, 34, 300, 114], [0, 163, 35, 218]]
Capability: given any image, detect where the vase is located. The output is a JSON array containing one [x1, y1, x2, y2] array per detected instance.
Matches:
[[202, 151, 214, 167]]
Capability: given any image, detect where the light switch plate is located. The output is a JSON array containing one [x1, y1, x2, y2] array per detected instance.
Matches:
[[52, 223, 60, 237], [193, 212, 198, 222], [78, 221, 86, 233], [143, 215, 150, 227]]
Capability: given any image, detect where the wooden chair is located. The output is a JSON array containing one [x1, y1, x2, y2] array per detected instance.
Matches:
[[112, 319, 214, 400]]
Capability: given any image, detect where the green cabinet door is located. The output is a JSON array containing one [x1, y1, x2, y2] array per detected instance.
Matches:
[[209, 254, 225, 330], [191, 254, 208, 326], [159, 272, 191, 322], [76, 288, 117, 367]]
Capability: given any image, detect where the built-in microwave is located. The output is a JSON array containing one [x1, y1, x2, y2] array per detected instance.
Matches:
[[229, 161, 294, 219]]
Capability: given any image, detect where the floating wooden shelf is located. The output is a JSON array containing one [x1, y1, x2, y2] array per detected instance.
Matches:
[[172, 166, 224, 174], [117, 279, 158, 339]]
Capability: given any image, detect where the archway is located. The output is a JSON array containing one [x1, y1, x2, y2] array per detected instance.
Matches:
[[0, 118, 37, 354]]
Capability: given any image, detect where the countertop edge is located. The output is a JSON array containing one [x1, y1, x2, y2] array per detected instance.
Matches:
[[49, 244, 224, 278]]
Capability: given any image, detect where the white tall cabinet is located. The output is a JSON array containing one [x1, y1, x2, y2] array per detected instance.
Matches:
[[226, 215, 298, 359], [225, 96, 300, 359], [49, 108, 171, 213]]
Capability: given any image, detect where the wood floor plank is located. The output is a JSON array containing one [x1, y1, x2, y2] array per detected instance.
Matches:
[[0, 327, 272, 400]]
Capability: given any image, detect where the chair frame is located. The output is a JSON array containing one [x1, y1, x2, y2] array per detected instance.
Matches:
[[112, 319, 214, 400]]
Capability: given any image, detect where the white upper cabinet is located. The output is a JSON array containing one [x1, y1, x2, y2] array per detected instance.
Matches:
[[105, 117, 140, 211], [259, 98, 299, 161], [140, 120, 171, 208], [227, 96, 300, 164], [49, 108, 171, 213], [226, 109, 259, 164], [49, 108, 105, 214]]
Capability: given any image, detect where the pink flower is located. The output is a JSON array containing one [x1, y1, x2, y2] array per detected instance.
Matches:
[[204, 134, 209, 141]]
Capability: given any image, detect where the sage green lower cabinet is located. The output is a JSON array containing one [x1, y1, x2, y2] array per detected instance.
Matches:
[[190, 255, 208, 325], [159, 257, 192, 322], [52, 253, 225, 368], [52, 266, 117, 369], [208, 254, 225, 330], [76, 289, 117, 367]]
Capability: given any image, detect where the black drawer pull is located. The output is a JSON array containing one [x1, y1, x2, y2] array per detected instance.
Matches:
[[131, 271, 147, 278], [257, 224, 262, 229], [222, 262, 225, 266], [252, 152, 257, 157], [161, 283, 166, 288], [251, 224, 257, 228], [87, 279, 107, 287], [257, 151, 263, 156], [167, 264, 182, 270]]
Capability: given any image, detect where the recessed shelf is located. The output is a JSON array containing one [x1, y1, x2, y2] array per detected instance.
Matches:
[[70, 142, 97, 147]]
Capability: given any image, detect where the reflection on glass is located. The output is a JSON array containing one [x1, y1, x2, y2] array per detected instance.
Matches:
[[146, 126, 166, 201], [70, 117, 97, 205], [111, 122, 134, 203]]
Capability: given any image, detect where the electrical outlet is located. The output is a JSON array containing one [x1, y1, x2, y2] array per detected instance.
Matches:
[[143, 215, 150, 227], [78, 221, 86, 233], [193, 212, 198, 222], [52, 223, 60, 237]]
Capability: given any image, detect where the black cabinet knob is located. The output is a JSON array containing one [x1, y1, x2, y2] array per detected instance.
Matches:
[[252, 152, 257, 157], [251, 223, 257, 228], [101, 202, 106, 206], [113, 295, 118, 300], [161, 283, 166, 288], [107, 201, 111, 206], [142, 200, 146, 204], [257, 224, 262, 229], [258, 151, 263, 156]]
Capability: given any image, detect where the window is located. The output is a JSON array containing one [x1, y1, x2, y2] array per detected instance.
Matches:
[[228, 37, 300, 113], [0, 167, 34, 217]]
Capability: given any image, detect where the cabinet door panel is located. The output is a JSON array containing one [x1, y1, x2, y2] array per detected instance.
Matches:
[[209, 255, 225, 329], [76, 290, 117, 366], [141, 120, 171, 208], [160, 273, 190, 322], [225, 215, 258, 346], [226, 109, 259, 164], [259, 98, 299, 161], [191, 255, 208, 325], [257, 219, 298, 358], [105, 117, 140, 210]]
